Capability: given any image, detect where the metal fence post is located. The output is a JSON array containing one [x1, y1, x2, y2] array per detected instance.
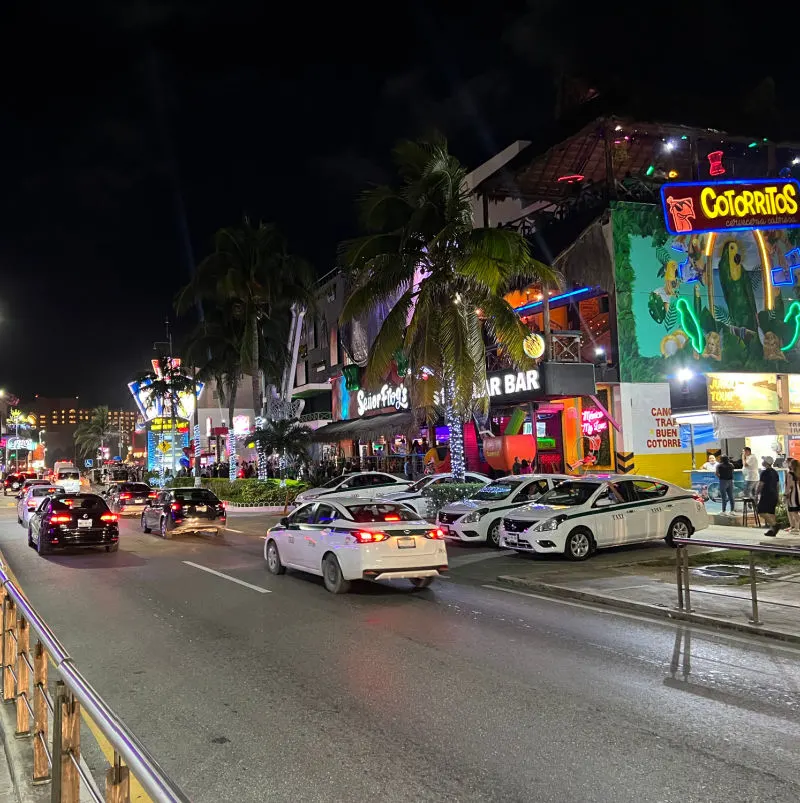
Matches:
[[748, 551, 762, 625], [3, 597, 16, 701], [675, 547, 685, 610], [33, 640, 50, 783], [15, 614, 30, 736], [51, 681, 64, 803], [105, 751, 131, 803], [682, 548, 693, 612]]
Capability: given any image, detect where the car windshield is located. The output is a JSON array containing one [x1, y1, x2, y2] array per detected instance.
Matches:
[[471, 480, 523, 501], [24, 480, 49, 487], [31, 487, 61, 497], [173, 489, 219, 504], [345, 503, 421, 523], [318, 476, 346, 489], [119, 483, 150, 493], [407, 476, 435, 493], [52, 495, 107, 511], [537, 482, 600, 507], [57, 471, 80, 480]]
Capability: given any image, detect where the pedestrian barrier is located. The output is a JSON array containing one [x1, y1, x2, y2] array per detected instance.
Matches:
[[0, 557, 190, 802], [674, 537, 800, 627]]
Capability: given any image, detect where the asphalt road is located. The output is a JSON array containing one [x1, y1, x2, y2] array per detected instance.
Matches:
[[0, 504, 799, 802]]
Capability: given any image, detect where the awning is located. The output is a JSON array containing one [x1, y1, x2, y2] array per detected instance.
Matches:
[[311, 411, 414, 443], [712, 413, 800, 438]]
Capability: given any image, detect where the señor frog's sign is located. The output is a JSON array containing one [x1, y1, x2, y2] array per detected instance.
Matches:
[[661, 179, 800, 235]]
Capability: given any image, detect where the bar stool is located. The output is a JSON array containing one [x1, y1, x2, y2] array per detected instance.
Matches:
[[741, 497, 761, 528]]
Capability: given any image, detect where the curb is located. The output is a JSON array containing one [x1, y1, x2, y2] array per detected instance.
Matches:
[[496, 575, 800, 646]]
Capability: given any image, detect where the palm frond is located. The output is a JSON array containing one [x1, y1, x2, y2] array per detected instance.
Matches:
[[479, 296, 536, 369], [364, 290, 415, 385]]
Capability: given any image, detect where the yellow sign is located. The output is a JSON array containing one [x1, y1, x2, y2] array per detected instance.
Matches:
[[150, 417, 189, 433], [523, 333, 546, 360], [788, 375, 800, 413], [707, 372, 779, 413], [157, 441, 171, 454]]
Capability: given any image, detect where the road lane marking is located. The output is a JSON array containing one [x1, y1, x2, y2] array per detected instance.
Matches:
[[183, 561, 272, 593], [224, 527, 244, 533], [447, 550, 515, 568], [481, 584, 800, 654]]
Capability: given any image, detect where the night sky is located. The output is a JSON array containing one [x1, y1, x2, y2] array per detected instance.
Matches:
[[0, 2, 792, 407]]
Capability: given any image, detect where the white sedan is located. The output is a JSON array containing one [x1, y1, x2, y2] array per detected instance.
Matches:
[[437, 475, 572, 547], [380, 472, 492, 517], [499, 474, 709, 560], [265, 499, 448, 593], [17, 484, 63, 527], [293, 471, 412, 506]]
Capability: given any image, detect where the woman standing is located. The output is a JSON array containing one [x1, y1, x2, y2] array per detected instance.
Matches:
[[785, 459, 800, 534], [757, 456, 779, 535], [716, 454, 735, 515]]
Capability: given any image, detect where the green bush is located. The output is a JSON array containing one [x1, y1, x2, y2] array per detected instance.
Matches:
[[422, 483, 484, 516], [166, 477, 307, 506]]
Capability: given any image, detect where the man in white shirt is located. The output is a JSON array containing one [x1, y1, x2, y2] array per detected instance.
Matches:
[[742, 447, 759, 499]]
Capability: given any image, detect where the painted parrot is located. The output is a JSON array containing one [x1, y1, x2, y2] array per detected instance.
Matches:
[[718, 241, 759, 334]]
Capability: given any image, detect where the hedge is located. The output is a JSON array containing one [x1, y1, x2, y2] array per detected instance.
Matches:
[[422, 483, 484, 517], [167, 478, 308, 506]]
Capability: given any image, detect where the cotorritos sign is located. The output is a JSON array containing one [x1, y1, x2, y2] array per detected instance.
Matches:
[[661, 179, 800, 235]]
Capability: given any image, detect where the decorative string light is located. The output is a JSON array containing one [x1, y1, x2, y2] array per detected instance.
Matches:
[[255, 416, 268, 480], [443, 375, 465, 481]]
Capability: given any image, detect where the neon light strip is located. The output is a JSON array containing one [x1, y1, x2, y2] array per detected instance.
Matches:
[[676, 297, 705, 354], [704, 232, 716, 257], [782, 299, 800, 351], [754, 230, 773, 309], [514, 287, 592, 314]]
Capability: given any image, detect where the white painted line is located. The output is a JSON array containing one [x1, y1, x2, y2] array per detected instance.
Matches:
[[183, 561, 272, 593], [447, 550, 516, 568], [224, 528, 244, 534]]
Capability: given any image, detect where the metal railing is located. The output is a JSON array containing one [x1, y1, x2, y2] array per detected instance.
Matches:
[[674, 537, 800, 627], [0, 559, 190, 802]]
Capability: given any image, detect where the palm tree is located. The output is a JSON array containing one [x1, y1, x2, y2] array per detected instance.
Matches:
[[176, 218, 315, 425], [340, 138, 557, 480], [74, 406, 115, 462], [182, 307, 245, 481], [137, 358, 198, 479], [253, 419, 312, 509]]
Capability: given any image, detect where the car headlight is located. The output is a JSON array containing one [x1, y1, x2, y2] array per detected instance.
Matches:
[[532, 517, 563, 532], [461, 508, 489, 524]]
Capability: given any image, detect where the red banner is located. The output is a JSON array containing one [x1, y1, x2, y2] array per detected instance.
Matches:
[[660, 179, 800, 235]]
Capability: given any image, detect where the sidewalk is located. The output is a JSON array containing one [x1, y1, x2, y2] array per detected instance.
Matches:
[[497, 524, 800, 643]]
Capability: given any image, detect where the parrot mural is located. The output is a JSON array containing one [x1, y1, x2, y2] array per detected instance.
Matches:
[[718, 240, 762, 359]]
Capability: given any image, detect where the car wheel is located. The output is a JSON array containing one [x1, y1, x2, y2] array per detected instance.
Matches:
[[105, 543, 119, 553], [266, 540, 285, 575], [486, 519, 502, 549], [160, 518, 170, 539], [665, 517, 692, 548], [409, 577, 434, 590], [27, 527, 34, 549], [564, 527, 593, 561], [322, 553, 350, 594], [141, 513, 151, 534], [36, 532, 49, 556], [17, 515, 22, 525]]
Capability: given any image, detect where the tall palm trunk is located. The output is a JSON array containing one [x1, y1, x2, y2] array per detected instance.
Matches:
[[250, 318, 267, 480], [445, 407, 466, 482], [228, 399, 237, 481]]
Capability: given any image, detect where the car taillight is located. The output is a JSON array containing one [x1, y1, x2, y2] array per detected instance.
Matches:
[[384, 514, 401, 521], [692, 493, 705, 504], [171, 503, 182, 511], [119, 493, 132, 500], [50, 514, 71, 524], [352, 530, 389, 543], [425, 528, 446, 539], [100, 513, 118, 522], [148, 492, 158, 499]]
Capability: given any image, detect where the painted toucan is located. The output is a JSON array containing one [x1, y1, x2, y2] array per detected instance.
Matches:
[[718, 241, 759, 335]]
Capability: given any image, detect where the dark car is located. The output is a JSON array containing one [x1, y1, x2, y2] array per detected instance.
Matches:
[[107, 482, 155, 515], [140, 487, 226, 538], [3, 472, 36, 495], [28, 494, 119, 555]]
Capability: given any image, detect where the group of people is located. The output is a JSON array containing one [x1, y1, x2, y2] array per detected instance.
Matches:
[[705, 447, 800, 536], [511, 457, 534, 475]]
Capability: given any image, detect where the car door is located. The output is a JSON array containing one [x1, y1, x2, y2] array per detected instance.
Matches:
[[282, 503, 317, 566], [631, 479, 671, 541], [30, 498, 49, 543], [589, 482, 630, 547], [594, 481, 646, 546], [304, 503, 339, 570]]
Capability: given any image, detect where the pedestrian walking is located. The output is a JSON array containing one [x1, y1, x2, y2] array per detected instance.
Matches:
[[716, 454, 735, 515], [757, 456, 779, 535], [785, 459, 800, 534], [742, 447, 759, 500], [512, 456, 522, 476]]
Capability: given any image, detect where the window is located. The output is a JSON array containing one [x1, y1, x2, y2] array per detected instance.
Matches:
[[173, 489, 219, 504], [517, 480, 549, 501], [290, 504, 316, 525], [538, 482, 600, 507], [345, 503, 420, 523], [632, 480, 669, 500], [52, 496, 107, 512], [472, 480, 523, 501], [342, 475, 371, 489], [314, 505, 337, 525], [329, 326, 339, 367]]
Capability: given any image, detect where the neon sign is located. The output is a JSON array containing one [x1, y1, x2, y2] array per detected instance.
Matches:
[[772, 247, 800, 287], [661, 179, 800, 235], [581, 409, 607, 436], [676, 297, 705, 354], [707, 150, 725, 177], [782, 300, 800, 351], [356, 384, 409, 417]]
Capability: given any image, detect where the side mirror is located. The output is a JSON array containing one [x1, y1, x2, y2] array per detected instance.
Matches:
[[279, 517, 289, 527], [595, 497, 612, 507]]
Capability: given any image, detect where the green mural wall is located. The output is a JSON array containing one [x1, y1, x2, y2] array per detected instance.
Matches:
[[612, 201, 800, 382]]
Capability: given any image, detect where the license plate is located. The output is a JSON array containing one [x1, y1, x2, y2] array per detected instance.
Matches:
[[195, 505, 207, 513], [132, 499, 143, 504], [397, 537, 416, 549], [504, 536, 517, 545], [77, 519, 92, 529], [438, 525, 449, 534]]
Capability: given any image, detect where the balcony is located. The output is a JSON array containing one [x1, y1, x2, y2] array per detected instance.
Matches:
[[486, 331, 585, 368]]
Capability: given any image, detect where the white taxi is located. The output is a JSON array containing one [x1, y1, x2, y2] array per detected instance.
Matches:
[[265, 499, 448, 594], [437, 475, 571, 547], [380, 471, 492, 517], [499, 474, 709, 560], [292, 471, 412, 506]]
